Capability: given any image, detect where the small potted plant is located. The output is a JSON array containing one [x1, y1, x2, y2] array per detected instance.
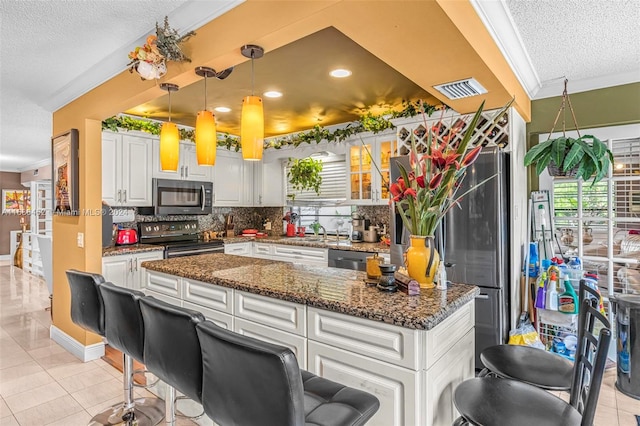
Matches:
[[286, 157, 323, 200], [523, 79, 613, 184]]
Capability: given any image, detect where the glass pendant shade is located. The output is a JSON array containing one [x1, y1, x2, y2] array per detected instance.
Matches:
[[240, 95, 264, 161], [196, 110, 217, 166], [160, 122, 180, 171]]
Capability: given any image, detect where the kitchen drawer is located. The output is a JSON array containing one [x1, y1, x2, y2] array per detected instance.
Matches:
[[183, 301, 233, 330], [144, 288, 182, 308], [235, 290, 306, 336], [224, 242, 252, 256], [272, 244, 328, 265], [183, 278, 233, 314], [145, 271, 181, 298], [423, 300, 474, 370], [308, 307, 419, 370], [252, 242, 273, 258], [234, 318, 306, 369]]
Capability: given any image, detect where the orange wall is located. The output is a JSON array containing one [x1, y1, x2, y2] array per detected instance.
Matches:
[[51, 0, 530, 344]]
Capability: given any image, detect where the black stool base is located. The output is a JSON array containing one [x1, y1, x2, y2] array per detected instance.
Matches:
[[89, 397, 164, 426]]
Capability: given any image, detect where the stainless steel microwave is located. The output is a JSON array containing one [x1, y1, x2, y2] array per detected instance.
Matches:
[[152, 178, 213, 215]]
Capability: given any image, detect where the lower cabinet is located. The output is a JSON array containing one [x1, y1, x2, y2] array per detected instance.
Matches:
[[223, 242, 252, 256], [102, 251, 163, 289], [308, 340, 419, 426], [144, 270, 474, 425], [234, 318, 307, 369]]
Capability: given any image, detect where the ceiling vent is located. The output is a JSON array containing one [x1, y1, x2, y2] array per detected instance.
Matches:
[[433, 78, 487, 100]]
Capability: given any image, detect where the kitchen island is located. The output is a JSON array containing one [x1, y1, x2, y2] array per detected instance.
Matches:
[[141, 253, 478, 426]]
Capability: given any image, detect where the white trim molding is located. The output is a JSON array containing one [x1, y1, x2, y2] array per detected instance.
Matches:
[[535, 70, 640, 100], [50, 325, 105, 362], [470, 0, 541, 99]]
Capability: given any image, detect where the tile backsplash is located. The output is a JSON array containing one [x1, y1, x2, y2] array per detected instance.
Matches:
[[112, 204, 390, 237]]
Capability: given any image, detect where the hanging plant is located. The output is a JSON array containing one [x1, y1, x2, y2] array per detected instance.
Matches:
[[287, 157, 323, 200]]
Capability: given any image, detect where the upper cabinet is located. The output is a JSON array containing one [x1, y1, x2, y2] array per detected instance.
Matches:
[[253, 160, 285, 207], [346, 134, 398, 205], [102, 131, 153, 207], [213, 149, 253, 206], [152, 141, 213, 182]]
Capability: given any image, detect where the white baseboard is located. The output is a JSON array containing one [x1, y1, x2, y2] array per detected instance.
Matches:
[[0, 255, 10, 261], [50, 325, 105, 362]]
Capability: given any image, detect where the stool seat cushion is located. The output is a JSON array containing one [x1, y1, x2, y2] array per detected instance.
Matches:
[[454, 377, 581, 426], [301, 370, 380, 426], [481, 345, 573, 391]]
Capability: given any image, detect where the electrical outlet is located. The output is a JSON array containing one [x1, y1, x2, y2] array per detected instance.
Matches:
[[77, 232, 84, 248]]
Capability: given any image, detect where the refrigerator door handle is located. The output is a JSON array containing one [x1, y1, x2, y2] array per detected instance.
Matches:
[[475, 294, 490, 299]]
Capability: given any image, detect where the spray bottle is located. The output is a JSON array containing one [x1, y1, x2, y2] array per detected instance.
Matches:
[[534, 271, 548, 309]]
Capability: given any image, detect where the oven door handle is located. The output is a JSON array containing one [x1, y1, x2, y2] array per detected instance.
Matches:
[[166, 246, 224, 257], [201, 185, 206, 211]]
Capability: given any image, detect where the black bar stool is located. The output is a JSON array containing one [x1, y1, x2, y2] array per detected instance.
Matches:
[[478, 280, 601, 391], [139, 296, 205, 426], [98, 282, 165, 426], [196, 320, 380, 426], [453, 298, 612, 426], [65, 270, 129, 425]]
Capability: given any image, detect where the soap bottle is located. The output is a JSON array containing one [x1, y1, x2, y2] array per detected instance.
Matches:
[[534, 271, 547, 309], [546, 272, 559, 311], [558, 277, 578, 314]]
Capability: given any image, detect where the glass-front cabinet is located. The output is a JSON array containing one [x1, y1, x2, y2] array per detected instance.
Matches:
[[347, 134, 397, 205]]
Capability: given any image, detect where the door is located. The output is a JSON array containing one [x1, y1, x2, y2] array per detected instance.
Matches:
[[101, 132, 121, 206], [102, 255, 132, 289], [121, 134, 152, 206], [213, 150, 245, 206], [182, 143, 212, 181], [474, 288, 504, 368]]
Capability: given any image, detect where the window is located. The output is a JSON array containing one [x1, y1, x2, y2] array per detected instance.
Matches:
[[285, 154, 346, 201], [546, 130, 640, 313]]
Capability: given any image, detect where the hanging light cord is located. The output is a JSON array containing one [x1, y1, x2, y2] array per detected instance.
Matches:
[[204, 74, 208, 109], [168, 90, 173, 123], [250, 48, 255, 96]]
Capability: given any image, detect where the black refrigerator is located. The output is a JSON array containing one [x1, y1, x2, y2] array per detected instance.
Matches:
[[390, 147, 510, 369]]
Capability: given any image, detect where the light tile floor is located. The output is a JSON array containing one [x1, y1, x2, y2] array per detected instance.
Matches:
[[0, 260, 638, 425], [0, 261, 201, 426]]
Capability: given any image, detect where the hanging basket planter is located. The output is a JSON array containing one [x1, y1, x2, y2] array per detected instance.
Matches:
[[546, 160, 578, 178]]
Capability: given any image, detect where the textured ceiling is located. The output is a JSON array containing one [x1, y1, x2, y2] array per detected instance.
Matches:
[[506, 0, 640, 95]]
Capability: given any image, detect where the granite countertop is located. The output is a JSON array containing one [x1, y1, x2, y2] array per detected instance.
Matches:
[[141, 253, 478, 330], [222, 236, 390, 254], [102, 244, 164, 257]]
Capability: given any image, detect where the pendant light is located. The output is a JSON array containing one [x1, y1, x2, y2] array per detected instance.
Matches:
[[159, 83, 180, 171], [194, 66, 217, 166], [240, 44, 264, 161]]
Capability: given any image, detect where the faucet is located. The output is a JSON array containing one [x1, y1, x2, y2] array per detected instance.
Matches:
[[318, 225, 327, 241]]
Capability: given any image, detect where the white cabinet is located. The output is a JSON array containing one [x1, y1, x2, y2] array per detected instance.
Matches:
[[271, 244, 328, 266], [234, 318, 307, 369], [102, 131, 153, 206], [102, 251, 163, 290], [152, 141, 213, 181], [224, 242, 252, 256], [213, 149, 252, 206], [346, 134, 397, 205], [253, 160, 285, 206], [308, 340, 419, 426]]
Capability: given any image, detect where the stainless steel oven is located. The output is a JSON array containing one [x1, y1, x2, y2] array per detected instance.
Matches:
[[138, 220, 224, 258], [152, 178, 213, 215]]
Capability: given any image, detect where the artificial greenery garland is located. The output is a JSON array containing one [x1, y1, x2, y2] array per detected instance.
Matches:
[[101, 99, 439, 151]]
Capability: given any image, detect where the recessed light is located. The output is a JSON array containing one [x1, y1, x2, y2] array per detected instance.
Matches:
[[330, 69, 352, 78], [264, 91, 283, 98], [214, 106, 231, 113]]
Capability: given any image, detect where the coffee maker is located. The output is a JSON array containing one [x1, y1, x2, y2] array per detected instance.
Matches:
[[351, 212, 365, 242]]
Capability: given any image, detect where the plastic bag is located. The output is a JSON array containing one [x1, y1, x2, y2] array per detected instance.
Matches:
[[508, 314, 545, 349]]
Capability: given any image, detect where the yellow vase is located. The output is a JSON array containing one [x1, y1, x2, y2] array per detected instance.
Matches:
[[406, 235, 440, 289]]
